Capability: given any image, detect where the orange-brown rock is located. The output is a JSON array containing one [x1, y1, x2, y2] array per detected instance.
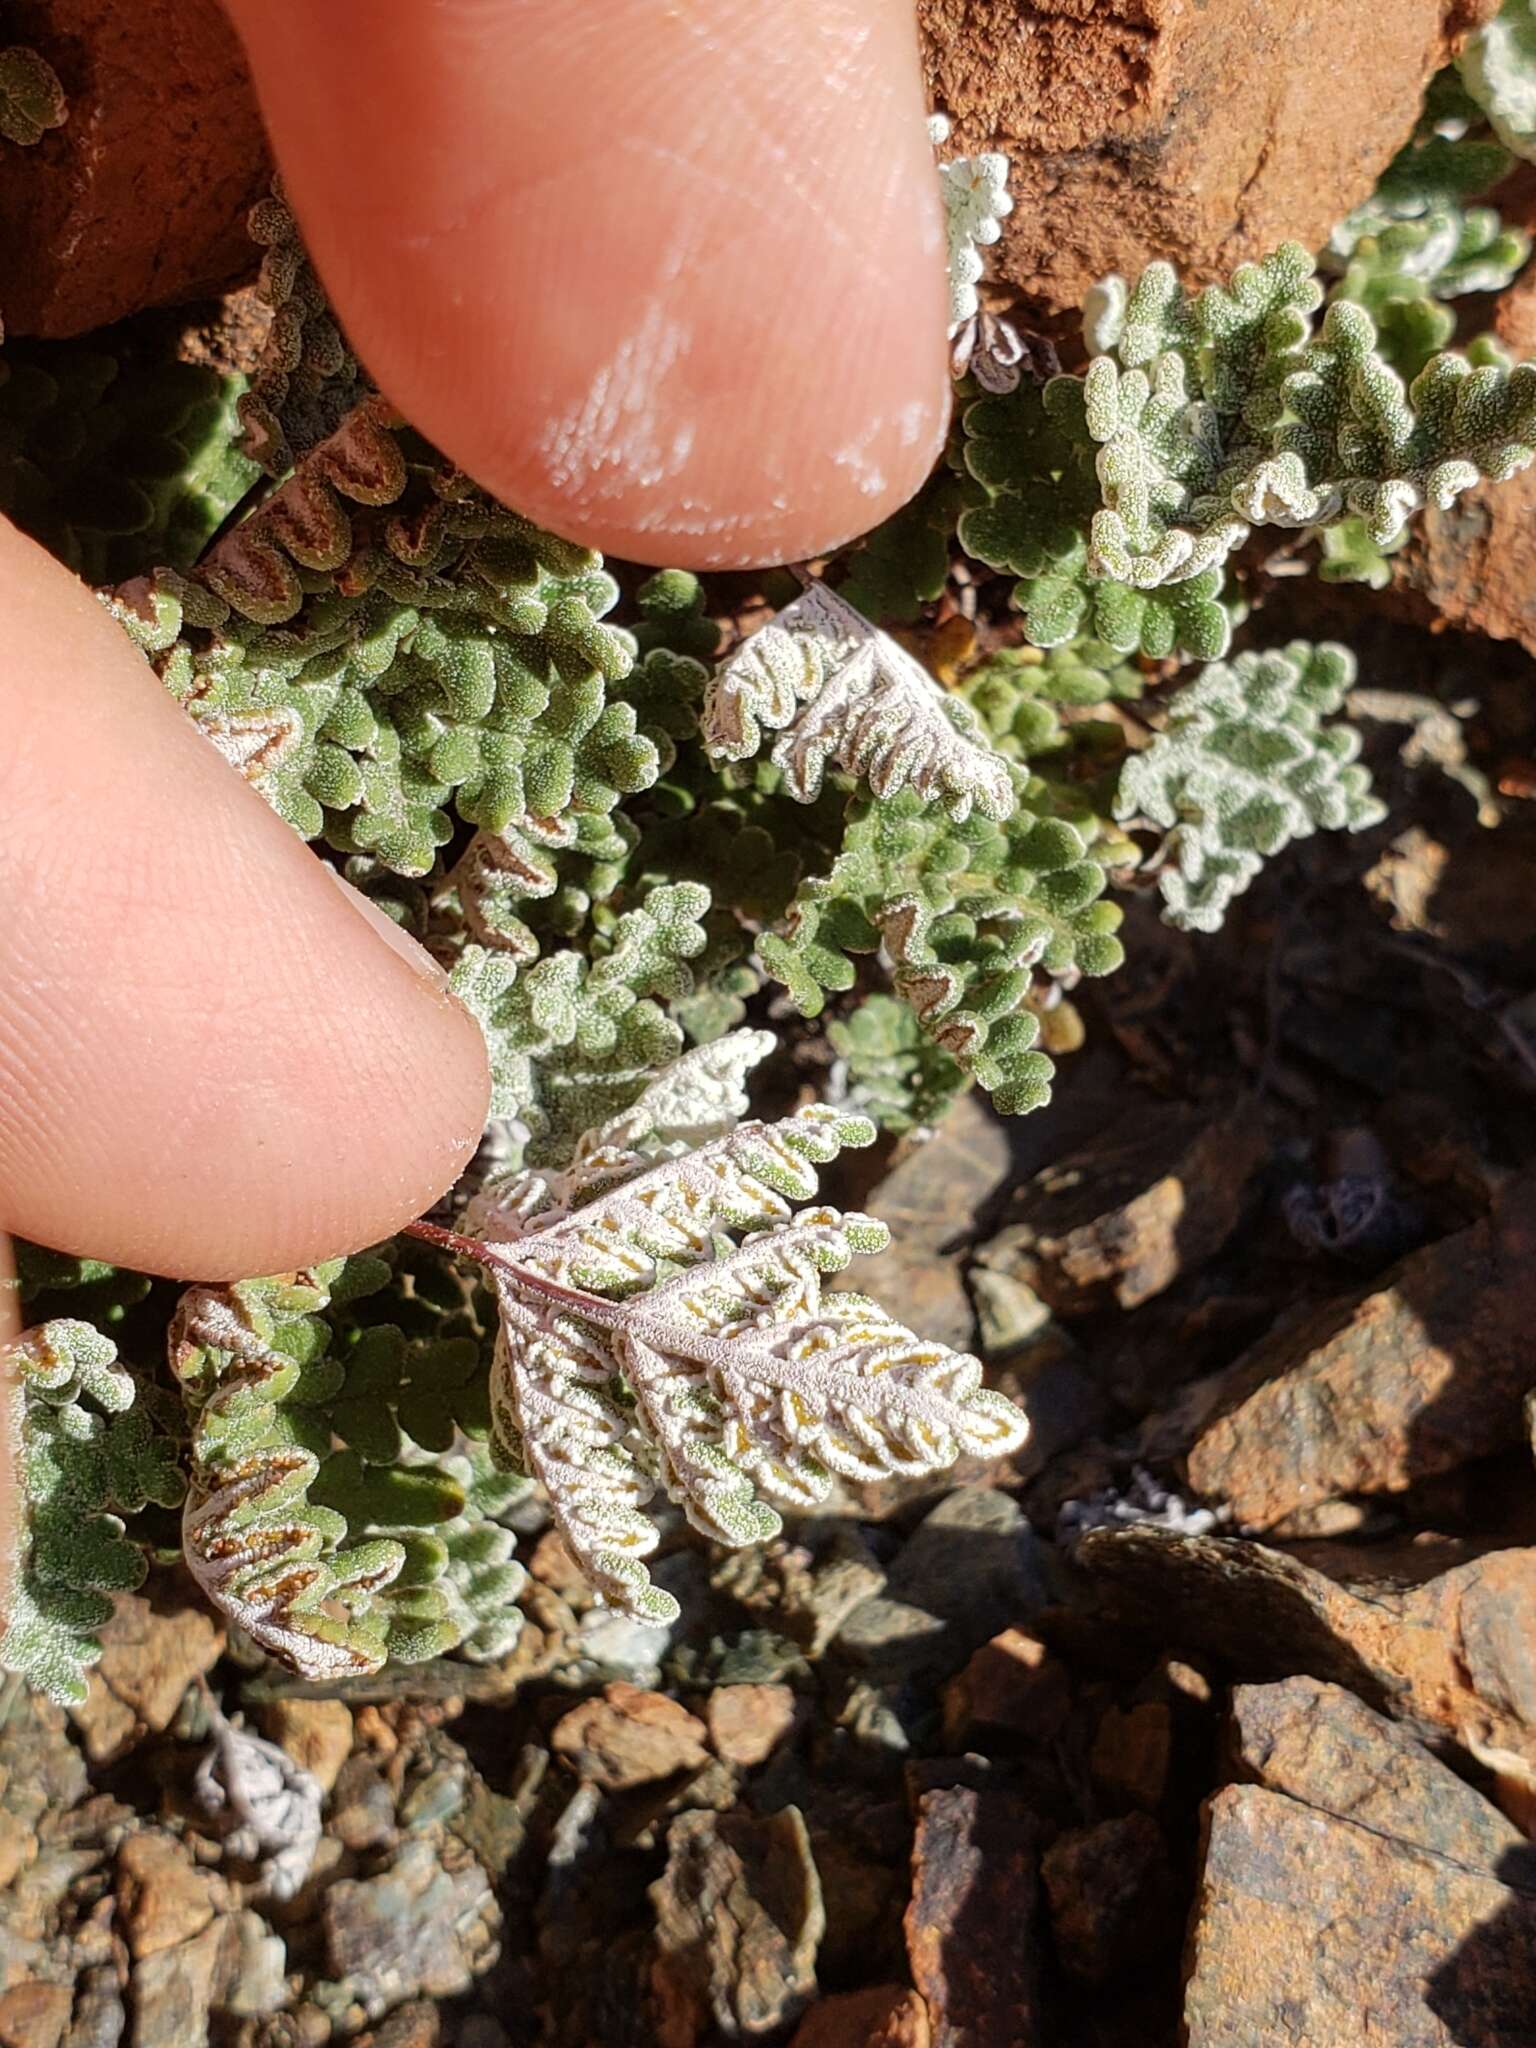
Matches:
[[551, 1683, 709, 1793], [905, 1784, 1043, 2047], [791, 1986, 932, 2048], [1040, 1813, 1177, 1983], [1184, 1783, 1536, 2045], [1401, 269, 1536, 653], [976, 1097, 1268, 1316], [703, 1684, 798, 1769], [1077, 1525, 1536, 1773], [1180, 1172, 1536, 1527], [1230, 1677, 1535, 1879], [940, 1627, 1072, 1747], [918, 1, 1497, 317], [0, 0, 270, 338]]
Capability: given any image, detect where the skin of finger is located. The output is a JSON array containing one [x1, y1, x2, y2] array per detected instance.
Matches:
[[222, 0, 951, 568], [0, 1233, 15, 1626], [0, 521, 490, 1280]]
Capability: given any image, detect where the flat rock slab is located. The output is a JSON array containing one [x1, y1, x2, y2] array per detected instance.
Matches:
[[1231, 1676, 1535, 1883], [919, 0, 1497, 318], [1185, 1783, 1536, 2046], [1074, 1526, 1536, 1771], [1183, 1171, 1536, 1526]]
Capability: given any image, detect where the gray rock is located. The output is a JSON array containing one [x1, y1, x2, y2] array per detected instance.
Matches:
[[322, 1837, 500, 2021], [649, 1806, 824, 2044], [837, 1487, 1047, 1683]]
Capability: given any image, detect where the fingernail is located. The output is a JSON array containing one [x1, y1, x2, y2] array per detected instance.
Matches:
[[325, 866, 451, 987]]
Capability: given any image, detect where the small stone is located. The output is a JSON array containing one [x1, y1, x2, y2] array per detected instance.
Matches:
[[919, 0, 1492, 317], [129, 1917, 231, 2048], [791, 1985, 932, 2048], [0, 1692, 87, 1890], [323, 1837, 499, 2020], [0, 1984, 71, 2048], [780, 1529, 889, 1659], [839, 1487, 1048, 1687], [116, 1832, 223, 1961], [262, 1701, 354, 1796], [224, 1909, 290, 2018], [976, 1099, 1268, 1316], [364, 2003, 439, 2048], [328, 1758, 398, 1854], [1181, 1172, 1536, 1526], [942, 1629, 1072, 1748], [0, 0, 272, 338], [1090, 1702, 1173, 1812], [704, 1685, 797, 1768], [69, 1590, 224, 1763], [1185, 1784, 1536, 2046], [528, 1530, 588, 1597], [551, 1684, 709, 1793], [1041, 1814, 1177, 1983], [905, 1785, 1042, 2047], [649, 1806, 824, 2046]]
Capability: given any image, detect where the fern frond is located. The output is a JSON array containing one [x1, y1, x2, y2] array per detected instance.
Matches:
[[703, 582, 1014, 824], [417, 1037, 1027, 1625], [1114, 641, 1386, 932], [1, 1320, 183, 1705]]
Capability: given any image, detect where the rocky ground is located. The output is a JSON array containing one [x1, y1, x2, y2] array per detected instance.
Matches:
[[3, 592, 1535, 2048]]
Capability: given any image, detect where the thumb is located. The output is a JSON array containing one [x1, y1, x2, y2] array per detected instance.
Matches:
[[0, 520, 490, 1281], [219, 0, 950, 569]]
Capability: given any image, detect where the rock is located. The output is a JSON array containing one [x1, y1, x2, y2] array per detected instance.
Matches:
[[224, 1909, 290, 2018], [0, 0, 271, 336], [262, 1700, 354, 1796], [845, 1095, 1013, 1355], [1040, 1813, 1177, 1983], [116, 1832, 223, 1961], [975, 1100, 1268, 1317], [69, 1588, 224, 1764], [918, 0, 1495, 318], [129, 1917, 231, 2048], [1074, 1525, 1536, 1771], [704, 1685, 797, 1769], [1403, 269, 1536, 655], [322, 1837, 500, 2021], [779, 1527, 889, 1660], [1184, 1783, 1536, 2045], [364, 2006, 439, 2048], [839, 1487, 1049, 1687], [1230, 1677, 1535, 1883], [905, 1785, 1042, 2047], [0, 1984, 71, 2048], [1181, 1172, 1536, 1526], [0, 1692, 87, 1891], [791, 1985, 932, 2048], [941, 1629, 1072, 1748], [328, 1757, 397, 1854], [1090, 1702, 1172, 1813], [551, 1684, 710, 1792], [648, 1806, 824, 2047]]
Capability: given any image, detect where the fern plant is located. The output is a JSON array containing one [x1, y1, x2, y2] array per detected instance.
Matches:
[[3, 68, 1534, 1695]]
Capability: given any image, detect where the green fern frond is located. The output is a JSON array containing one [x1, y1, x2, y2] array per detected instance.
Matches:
[[2, 1320, 184, 1705]]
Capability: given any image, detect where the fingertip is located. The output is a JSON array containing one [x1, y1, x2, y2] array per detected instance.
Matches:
[[0, 520, 490, 1282], [223, 0, 951, 567]]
